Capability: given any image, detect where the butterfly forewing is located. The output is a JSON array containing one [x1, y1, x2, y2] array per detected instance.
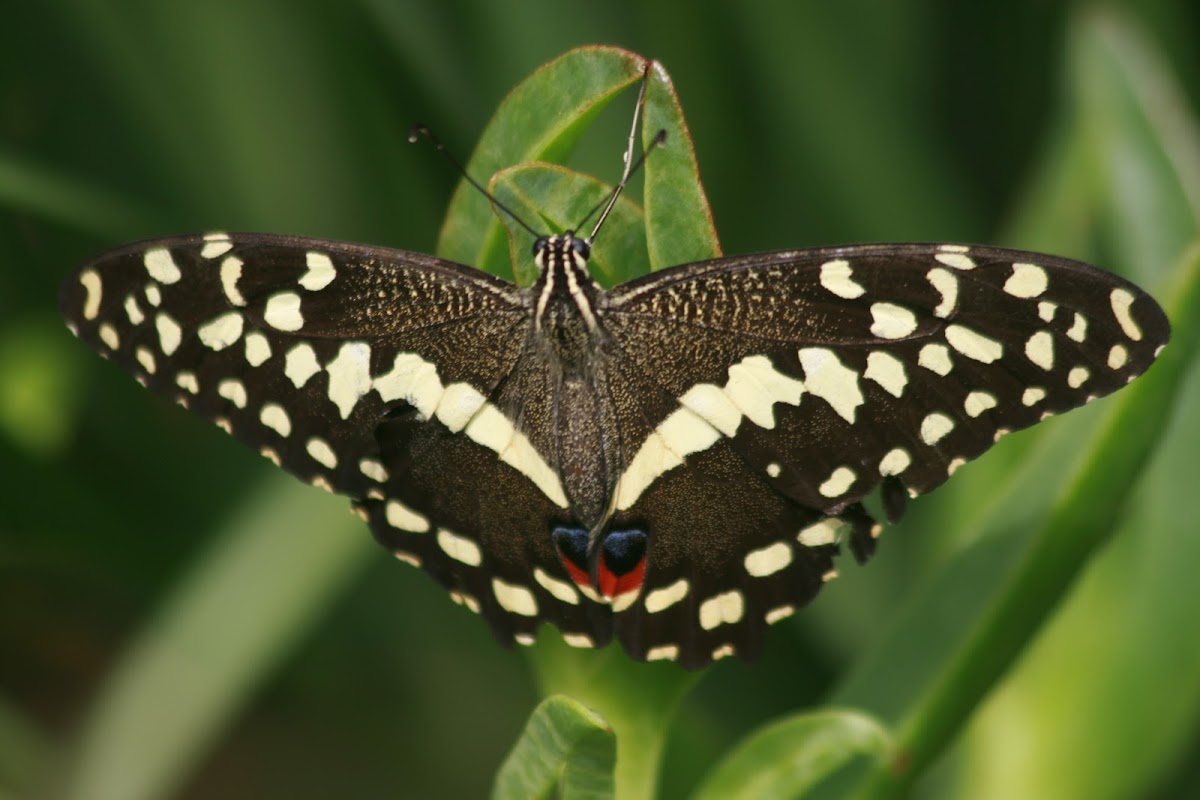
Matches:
[[59, 233, 529, 501], [62, 230, 1169, 670], [607, 244, 1169, 508]]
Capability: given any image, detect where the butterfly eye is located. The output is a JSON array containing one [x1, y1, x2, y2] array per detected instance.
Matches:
[[570, 238, 591, 260], [531, 235, 549, 257]]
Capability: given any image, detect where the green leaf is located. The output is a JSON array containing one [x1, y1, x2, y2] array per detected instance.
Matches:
[[525, 636, 700, 800], [692, 709, 892, 800], [641, 61, 721, 268], [61, 479, 375, 800], [492, 695, 616, 800], [450, 46, 720, 283], [490, 163, 647, 286], [435, 45, 646, 277], [1070, 9, 1200, 275]]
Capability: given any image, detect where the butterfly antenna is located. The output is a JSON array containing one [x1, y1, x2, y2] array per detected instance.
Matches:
[[583, 69, 667, 244], [408, 123, 542, 238]]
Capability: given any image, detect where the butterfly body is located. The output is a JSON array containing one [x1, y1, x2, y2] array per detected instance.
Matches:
[[61, 229, 1169, 668]]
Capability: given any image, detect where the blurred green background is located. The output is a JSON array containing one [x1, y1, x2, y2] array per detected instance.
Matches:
[[2, 2, 1198, 798]]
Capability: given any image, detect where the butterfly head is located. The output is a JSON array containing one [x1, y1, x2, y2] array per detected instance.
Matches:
[[532, 230, 591, 262], [532, 231, 603, 348]]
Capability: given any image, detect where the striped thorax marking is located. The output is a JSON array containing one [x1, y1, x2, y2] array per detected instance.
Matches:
[[534, 234, 599, 335]]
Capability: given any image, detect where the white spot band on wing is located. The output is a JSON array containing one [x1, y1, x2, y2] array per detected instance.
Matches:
[[616, 354, 804, 511], [372, 351, 568, 508]]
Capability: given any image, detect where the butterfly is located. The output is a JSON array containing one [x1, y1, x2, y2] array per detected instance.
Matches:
[[59, 86, 1170, 669]]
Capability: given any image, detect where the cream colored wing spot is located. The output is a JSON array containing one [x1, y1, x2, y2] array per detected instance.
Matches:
[[438, 528, 482, 566], [698, 590, 745, 630], [799, 348, 862, 423], [264, 291, 304, 331], [879, 448, 911, 476], [284, 342, 322, 389], [644, 579, 690, 613], [492, 578, 538, 616], [244, 331, 272, 366], [1025, 330, 1055, 370], [1110, 288, 1143, 341], [945, 325, 1003, 363], [326, 341, 373, 419], [220, 255, 247, 306], [1003, 262, 1048, 298], [869, 302, 918, 339], [198, 311, 245, 351], [920, 412, 955, 445], [201, 231, 234, 259], [155, 312, 182, 355], [743, 541, 793, 577], [819, 259, 865, 299], [864, 350, 907, 397], [143, 247, 181, 284], [818, 466, 856, 498], [926, 267, 958, 318], [260, 403, 292, 436], [79, 269, 102, 320], [385, 499, 429, 533], [300, 251, 337, 291]]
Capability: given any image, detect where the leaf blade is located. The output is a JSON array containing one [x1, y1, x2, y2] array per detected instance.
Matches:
[[491, 695, 616, 800], [692, 709, 892, 800]]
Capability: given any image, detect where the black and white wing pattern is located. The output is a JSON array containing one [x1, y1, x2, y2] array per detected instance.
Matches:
[[597, 243, 1167, 663], [60, 232, 527, 498], [58, 232, 619, 655], [60, 232, 1170, 669]]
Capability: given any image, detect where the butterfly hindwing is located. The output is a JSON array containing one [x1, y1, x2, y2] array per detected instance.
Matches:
[[364, 407, 617, 651]]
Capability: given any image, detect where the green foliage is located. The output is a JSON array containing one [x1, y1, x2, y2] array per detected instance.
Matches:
[[492, 696, 615, 800], [2, 5, 1197, 799], [693, 709, 892, 800]]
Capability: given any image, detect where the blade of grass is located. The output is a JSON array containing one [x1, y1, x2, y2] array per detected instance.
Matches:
[[845, 241, 1200, 797], [0, 153, 153, 237], [0, 692, 56, 798], [956, 340, 1200, 799], [827, 10, 1200, 796], [1073, 9, 1200, 274], [62, 478, 376, 800], [950, 10, 1200, 797]]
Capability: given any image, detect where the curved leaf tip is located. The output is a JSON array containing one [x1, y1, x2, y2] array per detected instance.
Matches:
[[693, 708, 893, 800], [492, 695, 616, 800]]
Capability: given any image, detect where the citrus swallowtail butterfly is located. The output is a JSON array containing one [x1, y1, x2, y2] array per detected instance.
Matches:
[[59, 114, 1169, 670]]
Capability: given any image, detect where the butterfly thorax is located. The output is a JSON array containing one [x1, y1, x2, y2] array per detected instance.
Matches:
[[531, 233, 605, 368], [528, 233, 620, 531]]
